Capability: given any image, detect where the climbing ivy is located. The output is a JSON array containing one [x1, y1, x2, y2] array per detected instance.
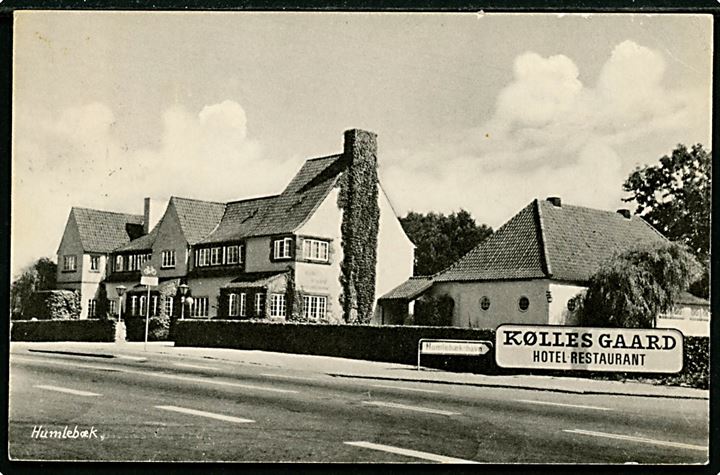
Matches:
[[337, 130, 380, 324], [285, 267, 305, 321]]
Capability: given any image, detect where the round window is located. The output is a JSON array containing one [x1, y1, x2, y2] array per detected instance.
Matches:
[[518, 296, 530, 312], [480, 296, 491, 311], [567, 298, 576, 312]]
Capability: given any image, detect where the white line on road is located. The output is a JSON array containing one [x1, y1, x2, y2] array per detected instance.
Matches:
[[260, 373, 318, 381], [156, 405, 254, 423], [345, 441, 477, 464], [35, 385, 100, 397], [564, 429, 707, 451], [174, 363, 219, 371], [116, 355, 147, 362], [16, 356, 297, 394], [362, 401, 459, 416], [516, 399, 612, 411], [370, 384, 441, 394]]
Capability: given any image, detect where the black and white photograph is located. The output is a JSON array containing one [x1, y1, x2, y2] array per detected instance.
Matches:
[[7, 10, 713, 464]]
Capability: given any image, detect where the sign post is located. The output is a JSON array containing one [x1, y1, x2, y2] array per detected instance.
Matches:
[[140, 265, 159, 351], [417, 339, 492, 370]]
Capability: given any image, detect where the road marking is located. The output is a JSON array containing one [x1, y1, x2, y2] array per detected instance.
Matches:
[[369, 384, 440, 394], [564, 429, 707, 451], [260, 373, 318, 381], [117, 355, 147, 362], [362, 401, 459, 416], [156, 405, 254, 424], [15, 356, 297, 394], [345, 441, 477, 463], [174, 363, 219, 371], [35, 385, 100, 397], [516, 399, 612, 411]]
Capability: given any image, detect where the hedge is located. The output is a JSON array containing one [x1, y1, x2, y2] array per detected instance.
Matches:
[[21, 290, 80, 320], [124, 315, 170, 342], [173, 320, 710, 389], [11, 319, 116, 342]]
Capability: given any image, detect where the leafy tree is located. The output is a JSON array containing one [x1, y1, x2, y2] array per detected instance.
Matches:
[[414, 294, 455, 326], [11, 258, 57, 319], [400, 210, 492, 276], [577, 243, 701, 329], [623, 143, 710, 297]]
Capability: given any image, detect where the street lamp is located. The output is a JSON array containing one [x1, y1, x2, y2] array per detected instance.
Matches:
[[116, 285, 126, 322], [178, 284, 189, 320]]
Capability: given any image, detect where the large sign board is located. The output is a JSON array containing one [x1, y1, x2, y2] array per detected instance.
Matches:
[[495, 325, 683, 373], [417, 339, 492, 370]]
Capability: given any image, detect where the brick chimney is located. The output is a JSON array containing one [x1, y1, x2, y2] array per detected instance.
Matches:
[[343, 129, 378, 169], [617, 209, 631, 219], [143, 197, 151, 234], [546, 196, 562, 207]]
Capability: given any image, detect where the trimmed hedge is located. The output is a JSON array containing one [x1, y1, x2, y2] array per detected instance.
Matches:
[[11, 319, 116, 342], [124, 315, 170, 342], [173, 320, 710, 389]]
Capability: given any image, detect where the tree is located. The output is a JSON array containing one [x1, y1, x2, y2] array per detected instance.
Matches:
[[623, 143, 710, 297], [11, 258, 57, 319], [576, 243, 701, 329], [400, 210, 493, 276]]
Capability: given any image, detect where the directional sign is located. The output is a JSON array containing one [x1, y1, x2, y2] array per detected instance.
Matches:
[[140, 275, 159, 287], [420, 340, 491, 356]]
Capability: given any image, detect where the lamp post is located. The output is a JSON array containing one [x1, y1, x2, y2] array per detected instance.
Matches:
[[116, 285, 126, 322], [179, 284, 189, 320]]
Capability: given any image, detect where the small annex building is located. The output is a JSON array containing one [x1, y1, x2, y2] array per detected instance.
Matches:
[[379, 196, 709, 336]]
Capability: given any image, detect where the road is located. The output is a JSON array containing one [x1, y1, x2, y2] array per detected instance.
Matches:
[[8, 348, 709, 463]]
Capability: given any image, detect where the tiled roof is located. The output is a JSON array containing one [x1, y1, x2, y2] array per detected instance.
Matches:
[[435, 198, 668, 284], [199, 154, 344, 244], [71, 207, 144, 253], [113, 225, 158, 252], [379, 276, 434, 300], [223, 271, 288, 288], [172, 196, 227, 245]]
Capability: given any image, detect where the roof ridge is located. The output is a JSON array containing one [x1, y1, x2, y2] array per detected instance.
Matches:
[[72, 206, 143, 218], [171, 195, 226, 205], [305, 153, 343, 162], [226, 194, 280, 205], [534, 198, 553, 278]]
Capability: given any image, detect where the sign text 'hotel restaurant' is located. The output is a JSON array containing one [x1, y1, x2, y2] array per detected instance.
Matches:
[[495, 325, 684, 373]]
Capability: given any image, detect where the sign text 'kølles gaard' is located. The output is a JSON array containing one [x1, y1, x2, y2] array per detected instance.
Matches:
[[495, 325, 683, 373]]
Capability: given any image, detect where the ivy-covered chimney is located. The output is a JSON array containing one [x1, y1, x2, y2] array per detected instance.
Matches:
[[338, 129, 380, 324]]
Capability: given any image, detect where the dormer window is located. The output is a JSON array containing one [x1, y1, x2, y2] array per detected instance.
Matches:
[[226, 244, 243, 265], [196, 248, 210, 267], [210, 247, 223, 266], [303, 239, 329, 262], [115, 255, 124, 272], [273, 237, 293, 260]]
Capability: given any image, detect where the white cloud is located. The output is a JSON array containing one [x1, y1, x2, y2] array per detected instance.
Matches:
[[382, 40, 710, 229], [12, 100, 303, 276]]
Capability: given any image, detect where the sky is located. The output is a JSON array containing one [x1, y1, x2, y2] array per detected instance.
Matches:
[[11, 11, 713, 278]]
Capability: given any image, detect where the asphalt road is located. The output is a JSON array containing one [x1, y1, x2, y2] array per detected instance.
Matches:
[[8, 349, 709, 463]]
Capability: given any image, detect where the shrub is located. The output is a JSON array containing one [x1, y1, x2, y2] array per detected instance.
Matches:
[[414, 294, 454, 326], [23, 290, 81, 320], [124, 314, 170, 341], [11, 319, 115, 342]]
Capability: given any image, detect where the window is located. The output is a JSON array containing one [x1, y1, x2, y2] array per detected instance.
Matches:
[[109, 299, 117, 316], [152, 296, 158, 316], [567, 298, 576, 312], [255, 293, 265, 316], [164, 297, 173, 316], [88, 299, 97, 317], [518, 296, 530, 312], [239, 293, 247, 317], [196, 248, 210, 267], [210, 247, 223, 265], [190, 297, 209, 317], [303, 295, 327, 321], [226, 245, 242, 265], [273, 237, 293, 260], [303, 239, 329, 262], [139, 296, 147, 316], [130, 296, 137, 315], [228, 293, 238, 317], [269, 294, 286, 318], [229, 293, 247, 317], [115, 255, 124, 272], [63, 255, 76, 271], [90, 255, 100, 272], [480, 296, 491, 311], [161, 250, 176, 268]]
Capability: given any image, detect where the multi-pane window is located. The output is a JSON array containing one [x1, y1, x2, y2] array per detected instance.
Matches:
[[303, 295, 327, 321], [88, 299, 97, 317], [90, 255, 100, 271], [130, 296, 137, 315], [196, 248, 210, 267], [115, 255, 124, 271], [161, 250, 176, 268], [303, 239, 329, 262], [228, 293, 247, 317], [63, 255, 76, 271], [210, 247, 223, 265], [109, 299, 117, 316], [269, 294, 286, 318], [164, 297, 173, 316], [152, 296, 159, 316], [226, 245, 242, 265], [139, 296, 147, 316], [273, 237, 293, 260], [255, 293, 265, 316], [190, 297, 209, 317]]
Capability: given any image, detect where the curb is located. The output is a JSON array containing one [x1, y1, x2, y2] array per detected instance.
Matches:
[[327, 373, 710, 400]]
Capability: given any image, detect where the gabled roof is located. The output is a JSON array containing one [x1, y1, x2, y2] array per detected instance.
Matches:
[[199, 154, 345, 244], [379, 276, 434, 301], [113, 225, 158, 252], [172, 196, 227, 245], [71, 207, 144, 253], [435, 198, 668, 284]]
